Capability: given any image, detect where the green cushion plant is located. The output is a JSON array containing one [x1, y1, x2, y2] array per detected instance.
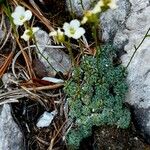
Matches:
[[64, 45, 131, 149]]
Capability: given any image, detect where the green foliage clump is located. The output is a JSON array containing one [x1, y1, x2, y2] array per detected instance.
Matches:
[[64, 45, 131, 149]]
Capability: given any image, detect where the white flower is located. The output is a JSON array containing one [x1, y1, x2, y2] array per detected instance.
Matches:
[[63, 19, 85, 39], [21, 27, 39, 41], [108, 0, 118, 9], [11, 5, 32, 26], [98, 0, 104, 7], [49, 28, 64, 44], [81, 16, 88, 24], [81, 2, 101, 24], [92, 2, 101, 14]]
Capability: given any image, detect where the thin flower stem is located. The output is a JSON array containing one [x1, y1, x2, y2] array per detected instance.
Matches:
[[68, 0, 75, 18], [126, 28, 150, 68], [78, 39, 84, 56], [33, 39, 59, 73], [16, 37, 34, 79], [92, 23, 99, 49], [80, 0, 84, 10], [23, 22, 28, 30], [64, 40, 75, 66]]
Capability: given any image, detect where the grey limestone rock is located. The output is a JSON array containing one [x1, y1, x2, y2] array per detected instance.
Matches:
[[101, 0, 150, 144], [0, 104, 24, 150], [66, 0, 97, 16], [100, 0, 131, 43]]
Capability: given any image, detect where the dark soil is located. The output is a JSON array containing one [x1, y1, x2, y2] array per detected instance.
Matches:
[[79, 125, 150, 150]]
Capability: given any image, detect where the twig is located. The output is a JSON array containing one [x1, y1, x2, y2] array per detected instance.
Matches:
[[47, 138, 54, 150], [25, 84, 64, 91], [0, 51, 14, 78], [0, 26, 12, 50], [36, 136, 49, 146]]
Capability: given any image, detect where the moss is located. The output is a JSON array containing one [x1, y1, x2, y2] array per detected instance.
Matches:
[[64, 45, 131, 149]]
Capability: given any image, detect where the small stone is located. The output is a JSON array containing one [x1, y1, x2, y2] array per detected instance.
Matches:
[[35, 29, 71, 76], [36, 111, 57, 128], [42, 77, 64, 83]]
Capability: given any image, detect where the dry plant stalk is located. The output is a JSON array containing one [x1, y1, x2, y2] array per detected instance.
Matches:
[[0, 51, 14, 78], [20, 0, 54, 32], [15, 37, 35, 79]]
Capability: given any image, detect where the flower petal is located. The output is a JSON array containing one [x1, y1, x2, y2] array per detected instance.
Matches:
[[92, 4, 101, 14], [64, 29, 72, 38], [24, 10, 32, 21], [49, 31, 57, 36], [73, 27, 85, 39], [21, 30, 30, 41], [108, 0, 118, 9], [70, 19, 80, 29], [13, 18, 24, 26], [21, 34, 30, 41], [11, 12, 18, 19], [98, 1, 104, 7], [81, 16, 88, 24], [15, 5, 25, 14], [57, 28, 64, 36], [32, 27, 40, 33], [63, 22, 70, 32], [63, 23, 73, 37]]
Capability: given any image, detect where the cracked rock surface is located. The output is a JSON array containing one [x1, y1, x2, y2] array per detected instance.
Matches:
[[66, 0, 97, 16], [66, 0, 150, 144], [0, 104, 24, 150], [101, 0, 150, 143]]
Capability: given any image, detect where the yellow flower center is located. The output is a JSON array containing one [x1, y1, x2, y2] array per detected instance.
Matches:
[[85, 11, 93, 17], [20, 15, 25, 20], [26, 30, 33, 37], [69, 27, 76, 35]]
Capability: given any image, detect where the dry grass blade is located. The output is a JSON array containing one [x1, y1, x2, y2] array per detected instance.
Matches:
[[22, 83, 64, 91], [20, 0, 54, 32], [0, 50, 14, 78], [15, 37, 35, 79], [48, 120, 67, 149], [47, 138, 54, 150], [0, 26, 11, 50], [0, 99, 18, 105], [36, 136, 49, 146], [0, 89, 29, 104]]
